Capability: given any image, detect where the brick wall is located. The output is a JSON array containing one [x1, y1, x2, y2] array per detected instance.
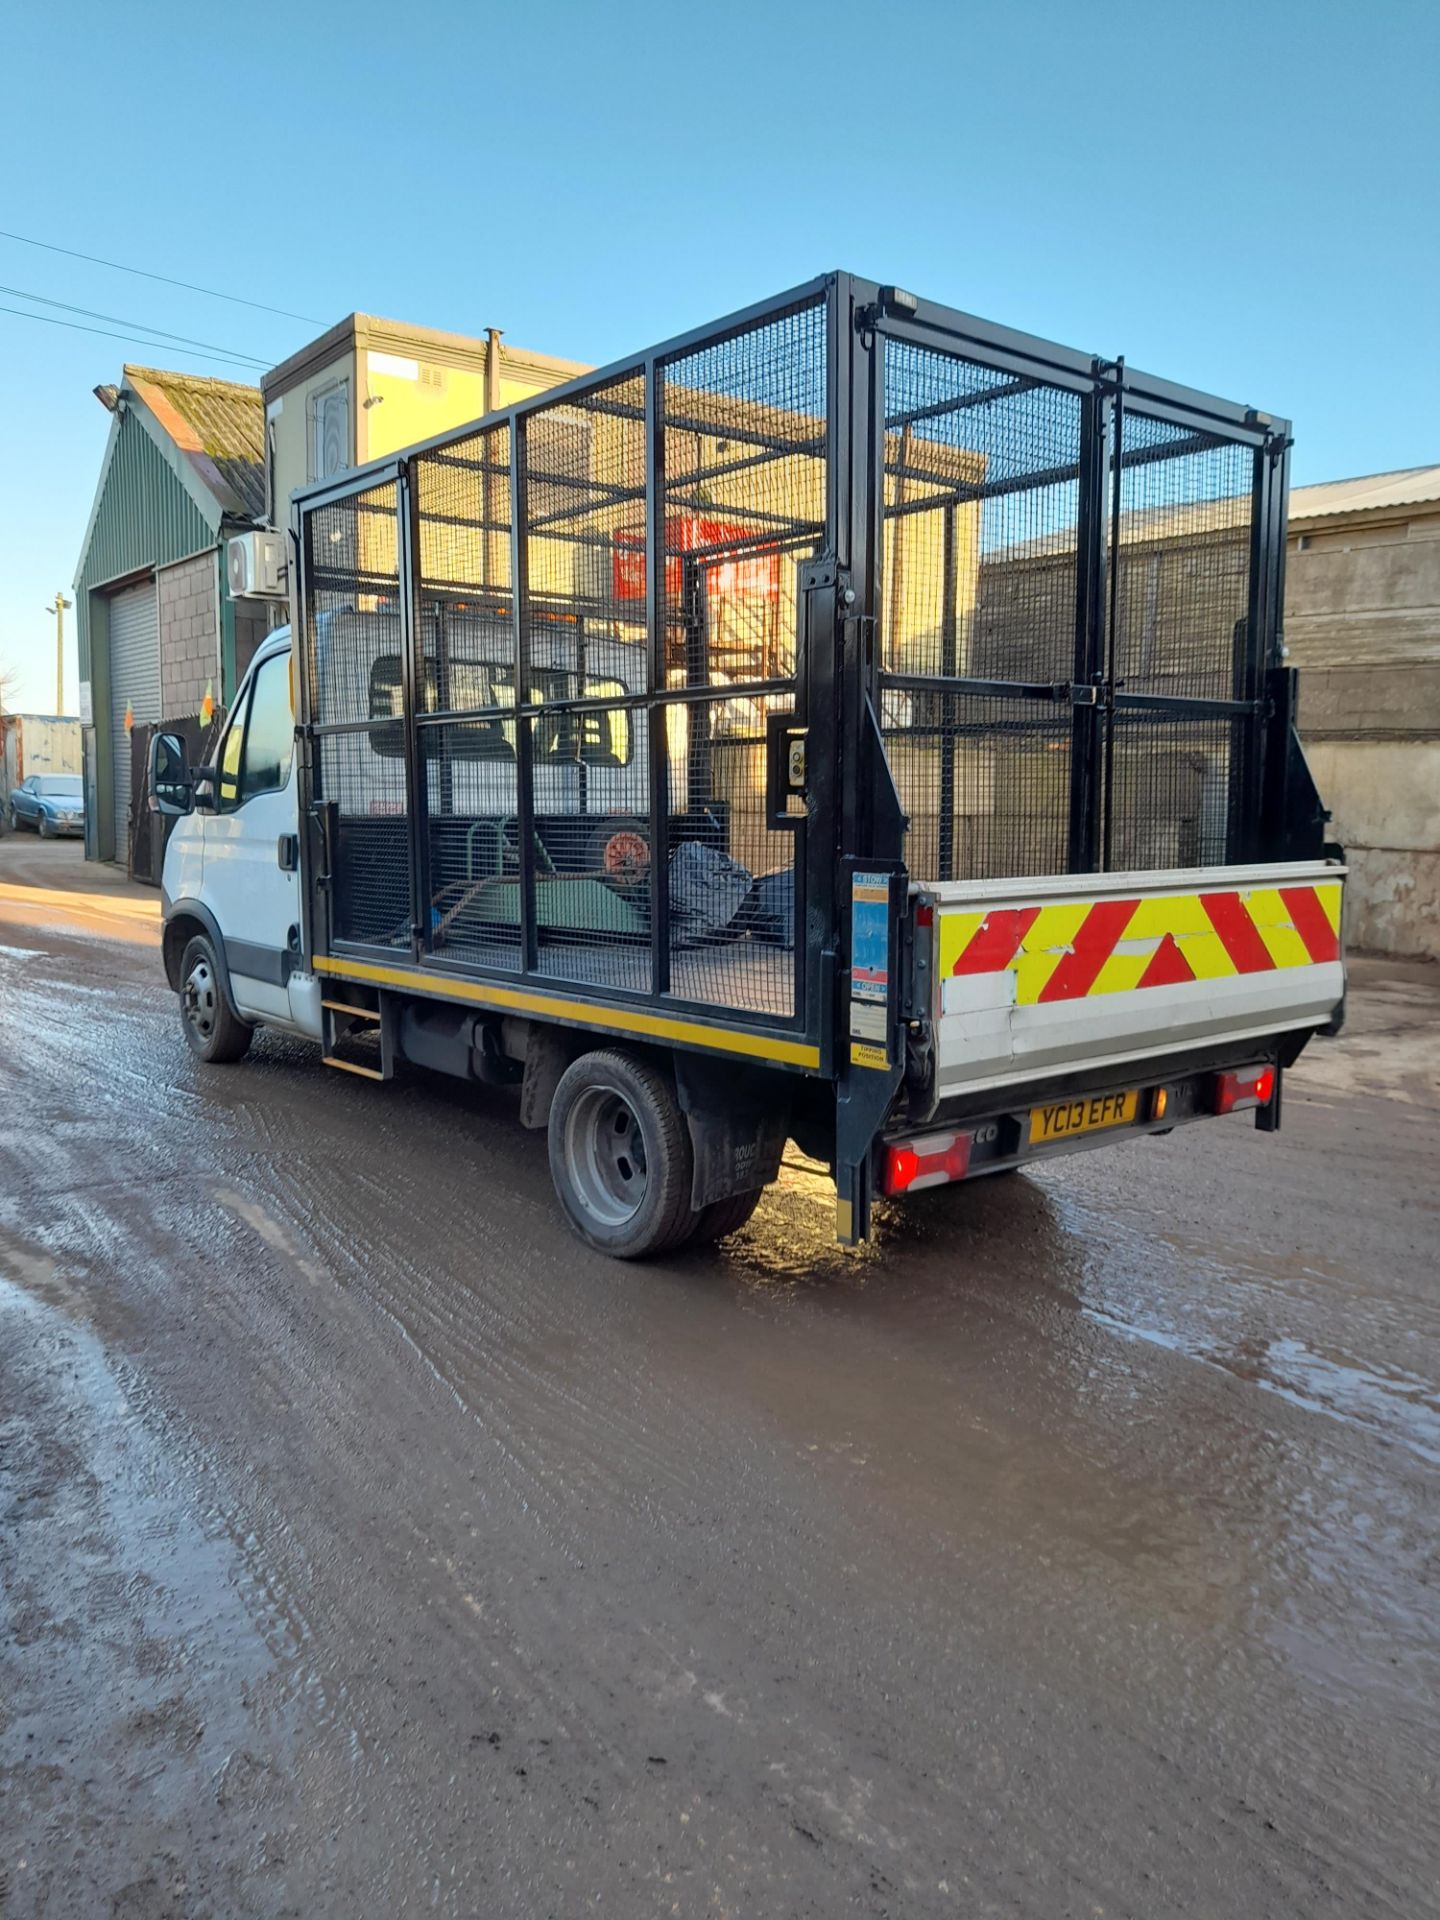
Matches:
[[158, 552, 220, 718]]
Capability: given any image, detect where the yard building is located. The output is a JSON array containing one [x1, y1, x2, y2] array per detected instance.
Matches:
[[75, 319, 587, 876], [74, 368, 267, 867], [1285, 466, 1440, 958], [262, 314, 587, 525]]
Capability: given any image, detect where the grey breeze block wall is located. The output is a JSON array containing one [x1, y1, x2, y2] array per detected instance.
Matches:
[[158, 553, 220, 718]]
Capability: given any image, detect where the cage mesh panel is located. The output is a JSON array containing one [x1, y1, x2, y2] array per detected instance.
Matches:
[[1106, 712, 1234, 873], [879, 340, 1081, 881], [304, 480, 414, 947], [316, 731, 412, 948], [415, 720, 523, 968], [881, 340, 1082, 684], [415, 425, 511, 603], [1111, 417, 1254, 704], [882, 687, 1071, 881], [415, 426, 516, 717], [523, 373, 648, 686], [662, 691, 796, 1019], [305, 484, 402, 725], [513, 706, 653, 994], [515, 375, 652, 990], [661, 301, 826, 686], [410, 426, 524, 965]]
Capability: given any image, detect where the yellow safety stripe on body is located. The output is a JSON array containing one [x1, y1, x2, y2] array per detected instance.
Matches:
[[1010, 901, 1091, 1006], [313, 955, 821, 1068]]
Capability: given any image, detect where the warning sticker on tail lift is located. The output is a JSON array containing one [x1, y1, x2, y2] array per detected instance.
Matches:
[[850, 873, 892, 1069]]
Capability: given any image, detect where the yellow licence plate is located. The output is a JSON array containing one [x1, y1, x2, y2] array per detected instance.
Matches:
[[1029, 1088, 1139, 1146]]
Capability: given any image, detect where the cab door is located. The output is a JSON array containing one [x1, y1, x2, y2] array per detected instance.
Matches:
[[203, 648, 300, 1020]]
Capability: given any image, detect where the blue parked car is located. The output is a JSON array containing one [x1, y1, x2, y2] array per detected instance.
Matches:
[[8, 772, 85, 837]]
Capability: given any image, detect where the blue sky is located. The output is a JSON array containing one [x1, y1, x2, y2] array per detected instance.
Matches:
[[1, 0, 1435, 713]]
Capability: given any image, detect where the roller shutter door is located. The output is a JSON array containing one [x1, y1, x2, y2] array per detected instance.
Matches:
[[109, 580, 159, 860]]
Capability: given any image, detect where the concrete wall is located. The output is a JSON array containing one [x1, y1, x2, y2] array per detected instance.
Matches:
[[1288, 507, 1440, 959], [157, 552, 220, 718]]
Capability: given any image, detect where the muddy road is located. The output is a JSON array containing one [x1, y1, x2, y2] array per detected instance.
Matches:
[[2, 838, 1437, 1918]]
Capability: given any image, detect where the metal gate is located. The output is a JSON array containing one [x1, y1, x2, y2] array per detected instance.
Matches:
[[299, 290, 831, 1040], [872, 311, 1285, 883], [109, 579, 160, 862]]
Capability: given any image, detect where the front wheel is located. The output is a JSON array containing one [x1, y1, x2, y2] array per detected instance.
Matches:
[[548, 1049, 695, 1258], [178, 933, 253, 1064], [38, 815, 55, 839]]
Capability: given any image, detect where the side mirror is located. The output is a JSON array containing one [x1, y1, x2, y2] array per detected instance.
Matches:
[[148, 731, 193, 817]]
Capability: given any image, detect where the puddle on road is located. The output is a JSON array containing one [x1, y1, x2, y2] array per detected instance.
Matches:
[[1082, 1303, 1440, 1467], [1033, 1178, 1440, 1468], [715, 1149, 1440, 1470]]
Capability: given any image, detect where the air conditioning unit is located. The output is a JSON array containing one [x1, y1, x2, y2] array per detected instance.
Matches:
[[227, 530, 288, 598]]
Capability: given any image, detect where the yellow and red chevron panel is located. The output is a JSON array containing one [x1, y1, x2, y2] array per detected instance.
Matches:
[[938, 881, 1342, 1006]]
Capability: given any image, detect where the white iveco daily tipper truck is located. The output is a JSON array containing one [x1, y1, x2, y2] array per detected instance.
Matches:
[[151, 273, 1345, 1257]]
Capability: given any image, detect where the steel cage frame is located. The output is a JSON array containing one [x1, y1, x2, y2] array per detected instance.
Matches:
[[291, 271, 1291, 1079], [840, 277, 1290, 887], [294, 277, 841, 1062]]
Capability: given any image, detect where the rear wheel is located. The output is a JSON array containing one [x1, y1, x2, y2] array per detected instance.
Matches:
[[689, 1187, 764, 1245], [548, 1049, 694, 1258], [178, 933, 253, 1065]]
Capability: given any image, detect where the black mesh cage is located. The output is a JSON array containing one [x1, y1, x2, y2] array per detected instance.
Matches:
[[294, 274, 1283, 1047], [879, 340, 1086, 881], [304, 481, 412, 948], [878, 333, 1268, 882], [298, 291, 828, 1029]]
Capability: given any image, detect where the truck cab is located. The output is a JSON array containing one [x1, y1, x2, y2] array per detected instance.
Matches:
[[155, 629, 318, 1054], [154, 610, 669, 1055]]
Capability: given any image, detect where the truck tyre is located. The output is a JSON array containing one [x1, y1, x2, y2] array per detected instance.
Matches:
[[548, 1049, 695, 1258], [178, 932, 253, 1065], [689, 1188, 764, 1244]]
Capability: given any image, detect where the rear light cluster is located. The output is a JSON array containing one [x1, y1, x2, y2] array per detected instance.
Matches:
[[883, 1129, 972, 1195], [1214, 1064, 1276, 1114]]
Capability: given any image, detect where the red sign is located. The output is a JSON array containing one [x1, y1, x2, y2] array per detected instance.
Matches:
[[613, 516, 781, 604]]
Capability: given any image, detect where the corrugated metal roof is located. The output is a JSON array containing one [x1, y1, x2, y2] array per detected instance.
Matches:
[[1289, 464, 1440, 522], [123, 365, 265, 519]]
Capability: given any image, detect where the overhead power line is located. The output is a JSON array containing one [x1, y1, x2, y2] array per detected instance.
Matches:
[[0, 227, 327, 326], [0, 284, 272, 368], [0, 303, 272, 372]]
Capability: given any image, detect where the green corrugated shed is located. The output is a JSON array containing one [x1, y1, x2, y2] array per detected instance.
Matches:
[[73, 367, 264, 864], [76, 410, 214, 610]]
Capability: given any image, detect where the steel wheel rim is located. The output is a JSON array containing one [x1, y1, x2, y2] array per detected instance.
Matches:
[[183, 959, 217, 1041], [564, 1085, 648, 1227]]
